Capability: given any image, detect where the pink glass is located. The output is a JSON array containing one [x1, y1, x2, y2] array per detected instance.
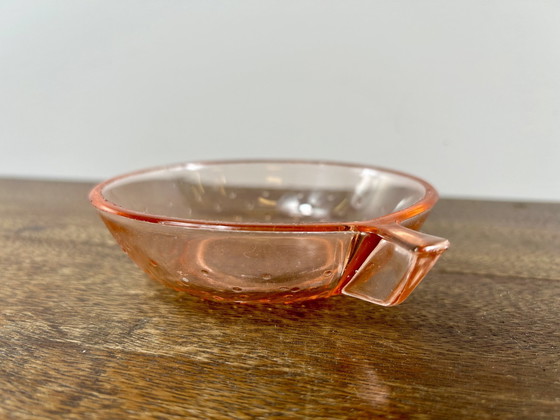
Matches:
[[89, 160, 449, 306]]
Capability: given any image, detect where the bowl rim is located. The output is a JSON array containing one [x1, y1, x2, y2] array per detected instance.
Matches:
[[89, 159, 439, 232]]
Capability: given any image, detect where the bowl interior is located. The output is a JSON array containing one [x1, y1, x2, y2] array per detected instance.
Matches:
[[100, 161, 427, 224]]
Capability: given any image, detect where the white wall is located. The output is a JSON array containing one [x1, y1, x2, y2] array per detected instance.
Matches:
[[1, 1, 559, 201]]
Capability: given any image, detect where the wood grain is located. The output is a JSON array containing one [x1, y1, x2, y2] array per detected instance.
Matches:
[[1, 179, 559, 419]]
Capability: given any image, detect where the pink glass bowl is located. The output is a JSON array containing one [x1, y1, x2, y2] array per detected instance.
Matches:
[[89, 160, 449, 306]]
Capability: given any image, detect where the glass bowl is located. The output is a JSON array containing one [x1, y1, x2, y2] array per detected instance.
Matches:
[[89, 160, 449, 306]]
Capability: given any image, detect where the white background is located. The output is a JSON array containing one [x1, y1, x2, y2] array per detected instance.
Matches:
[[1, 1, 559, 201]]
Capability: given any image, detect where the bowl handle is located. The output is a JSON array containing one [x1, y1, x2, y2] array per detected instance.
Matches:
[[341, 224, 450, 306]]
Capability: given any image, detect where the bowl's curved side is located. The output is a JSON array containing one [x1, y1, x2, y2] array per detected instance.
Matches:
[[99, 212, 362, 303]]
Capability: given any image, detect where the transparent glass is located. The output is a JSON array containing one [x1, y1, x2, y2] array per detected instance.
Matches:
[[89, 160, 449, 305]]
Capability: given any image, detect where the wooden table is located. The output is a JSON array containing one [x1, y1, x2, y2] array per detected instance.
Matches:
[[1, 178, 559, 419]]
